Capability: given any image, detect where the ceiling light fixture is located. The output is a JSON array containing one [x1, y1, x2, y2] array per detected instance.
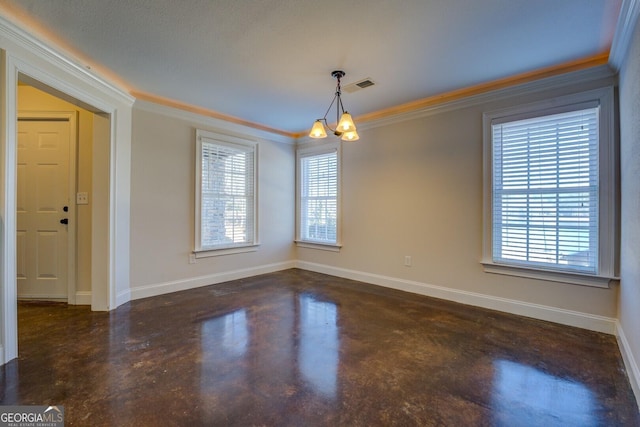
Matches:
[[309, 70, 359, 141]]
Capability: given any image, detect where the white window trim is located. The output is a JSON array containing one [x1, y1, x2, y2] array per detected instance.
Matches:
[[294, 241, 342, 252], [296, 141, 342, 250], [194, 245, 259, 259], [195, 129, 259, 257], [482, 87, 617, 287]]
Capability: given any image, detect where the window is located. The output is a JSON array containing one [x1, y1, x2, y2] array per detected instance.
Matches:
[[296, 143, 341, 249], [195, 129, 257, 256], [493, 108, 599, 271], [483, 88, 616, 287]]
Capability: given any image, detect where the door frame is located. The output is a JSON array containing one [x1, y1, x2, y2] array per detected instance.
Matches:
[[1, 44, 132, 364], [17, 112, 78, 304]]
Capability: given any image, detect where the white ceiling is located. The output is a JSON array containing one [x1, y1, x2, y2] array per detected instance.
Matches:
[[0, 0, 622, 135]]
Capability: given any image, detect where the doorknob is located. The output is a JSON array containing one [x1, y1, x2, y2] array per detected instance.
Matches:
[[60, 218, 68, 225]]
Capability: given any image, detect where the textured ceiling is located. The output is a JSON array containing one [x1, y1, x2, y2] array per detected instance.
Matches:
[[0, 0, 623, 135]]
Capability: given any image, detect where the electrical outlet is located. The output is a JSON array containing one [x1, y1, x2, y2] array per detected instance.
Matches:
[[404, 255, 412, 267], [76, 192, 89, 205], [189, 253, 197, 264]]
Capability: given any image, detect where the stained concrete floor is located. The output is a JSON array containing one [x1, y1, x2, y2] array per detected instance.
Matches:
[[1, 269, 638, 426]]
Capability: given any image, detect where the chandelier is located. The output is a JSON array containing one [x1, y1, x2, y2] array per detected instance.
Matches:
[[309, 70, 359, 141]]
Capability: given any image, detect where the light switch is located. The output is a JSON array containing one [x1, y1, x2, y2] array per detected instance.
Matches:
[[76, 192, 89, 205]]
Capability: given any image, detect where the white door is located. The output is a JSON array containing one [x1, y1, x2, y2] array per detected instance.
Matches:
[[16, 119, 71, 300]]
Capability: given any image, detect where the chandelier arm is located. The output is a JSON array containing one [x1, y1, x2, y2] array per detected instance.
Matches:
[[318, 93, 340, 133], [321, 93, 338, 122]]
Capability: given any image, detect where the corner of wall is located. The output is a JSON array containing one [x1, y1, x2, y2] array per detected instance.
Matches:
[[616, 322, 640, 410]]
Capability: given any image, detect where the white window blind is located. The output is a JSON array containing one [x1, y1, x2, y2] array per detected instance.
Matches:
[[491, 107, 599, 274], [300, 150, 338, 244], [199, 138, 255, 250]]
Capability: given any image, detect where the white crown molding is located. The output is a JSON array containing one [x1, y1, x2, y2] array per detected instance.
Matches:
[[0, 15, 134, 106], [296, 64, 616, 145], [617, 322, 640, 411], [296, 261, 618, 334], [362, 65, 616, 131], [610, 0, 640, 70], [134, 99, 296, 146]]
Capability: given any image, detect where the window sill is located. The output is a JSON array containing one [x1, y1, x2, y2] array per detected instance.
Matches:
[[481, 261, 617, 288], [194, 244, 259, 258], [295, 240, 342, 252]]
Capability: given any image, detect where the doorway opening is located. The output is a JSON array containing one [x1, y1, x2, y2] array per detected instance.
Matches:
[[16, 81, 101, 306], [1, 52, 125, 365]]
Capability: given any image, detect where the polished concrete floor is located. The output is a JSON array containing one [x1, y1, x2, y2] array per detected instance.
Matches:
[[1, 269, 638, 426]]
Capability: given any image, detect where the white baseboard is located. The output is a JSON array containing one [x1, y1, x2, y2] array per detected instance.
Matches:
[[125, 261, 297, 302], [116, 288, 131, 308], [17, 294, 67, 301], [0, 344, 4, 366], [296, 261, 618, 334], [74, 291, 92, 305], [617, 322, 640, 411]]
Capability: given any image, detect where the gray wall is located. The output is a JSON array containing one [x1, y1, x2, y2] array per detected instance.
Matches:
[[297, 74, 619, 325], [129, 73, 621, 327], [618, 9, 640, 404], [129, 103, 296, 297]]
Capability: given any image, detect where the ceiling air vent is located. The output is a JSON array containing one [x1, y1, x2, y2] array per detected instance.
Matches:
[[343, 78, 375, 94]]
